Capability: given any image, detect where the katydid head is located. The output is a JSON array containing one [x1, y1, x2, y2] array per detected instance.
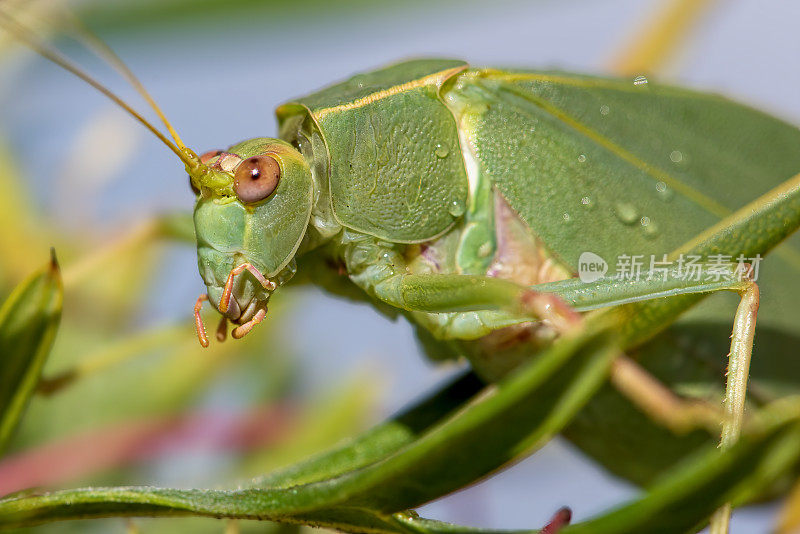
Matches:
[[0, 12, 311, 347], [191, 138, 313, 345]]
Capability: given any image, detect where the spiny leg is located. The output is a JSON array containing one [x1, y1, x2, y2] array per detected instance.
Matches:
[[709, 281, 760, 534], [553, 268, 761, 440], [610, 355, 722, 434], [555, 273, 761, 533], [720, 282, 760, 447]]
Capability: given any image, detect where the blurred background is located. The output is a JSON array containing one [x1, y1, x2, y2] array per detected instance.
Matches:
[[0, 0, 798, 532]]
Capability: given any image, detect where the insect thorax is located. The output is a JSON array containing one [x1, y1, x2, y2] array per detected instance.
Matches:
[[281, 113, 342, 255]]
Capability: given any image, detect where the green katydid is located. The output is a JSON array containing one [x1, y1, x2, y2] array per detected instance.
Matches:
[[3, 6, 800, 533], [187, 58, 789, 445]]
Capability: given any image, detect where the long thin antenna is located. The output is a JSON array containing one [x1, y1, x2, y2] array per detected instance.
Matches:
[[0, 9, 202, 172], [60, 10, 193, 156]]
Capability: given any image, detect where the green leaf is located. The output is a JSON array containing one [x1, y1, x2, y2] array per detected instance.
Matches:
[[3, 415, 799, 534], [0, 321, 617, 529], [390, 414, 800, 534], [564, 420, 800, 533], [0, 250, 63, 453]]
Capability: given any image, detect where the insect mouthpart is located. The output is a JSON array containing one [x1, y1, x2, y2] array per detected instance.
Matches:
[[193, 262, 276, 347]]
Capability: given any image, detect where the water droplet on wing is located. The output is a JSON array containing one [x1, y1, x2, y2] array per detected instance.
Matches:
[[655, 181, 673, 201], [614, 202, 639, 225], [640, 216, 659, 238], [449, 199, 465, 217]]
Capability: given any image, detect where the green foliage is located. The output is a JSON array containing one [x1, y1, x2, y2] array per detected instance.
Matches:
[[0, 252, 62, 453]]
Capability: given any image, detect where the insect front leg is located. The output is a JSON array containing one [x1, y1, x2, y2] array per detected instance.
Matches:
[[345, 236, 759, 437], [340, 234, 574, 332]]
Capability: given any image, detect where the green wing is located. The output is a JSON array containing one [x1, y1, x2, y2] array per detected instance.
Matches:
[[445, 68, 800, 484], [444, 69, 800, 328]]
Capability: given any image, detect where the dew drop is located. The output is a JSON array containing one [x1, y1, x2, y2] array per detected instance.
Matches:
[[655, 181, 673, 201], [669, 150, 683, 163], [448, 199, 465, 217], [614, 202, 639, 225], [562, 212, 571, 222], [600, 105, 610, 116], [435, 143, 450, 158], [633, 75, 649, 86], [580, 196, 594, 209], [577, 154, 587, 163], [640, 216, 659, 238]]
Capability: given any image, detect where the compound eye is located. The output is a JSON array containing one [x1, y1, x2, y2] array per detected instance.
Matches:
[[234, 155, 280, 204]]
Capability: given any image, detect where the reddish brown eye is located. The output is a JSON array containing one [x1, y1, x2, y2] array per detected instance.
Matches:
[[234, 155, 281, 204]]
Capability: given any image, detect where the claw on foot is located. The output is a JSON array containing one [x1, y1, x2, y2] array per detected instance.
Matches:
[[194, 294, 210, 348], [232, 307, 267, 339], [219, 263, 276, 314]]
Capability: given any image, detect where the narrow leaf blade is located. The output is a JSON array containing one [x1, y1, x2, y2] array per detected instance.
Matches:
[[0, 251, 63, 453]]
